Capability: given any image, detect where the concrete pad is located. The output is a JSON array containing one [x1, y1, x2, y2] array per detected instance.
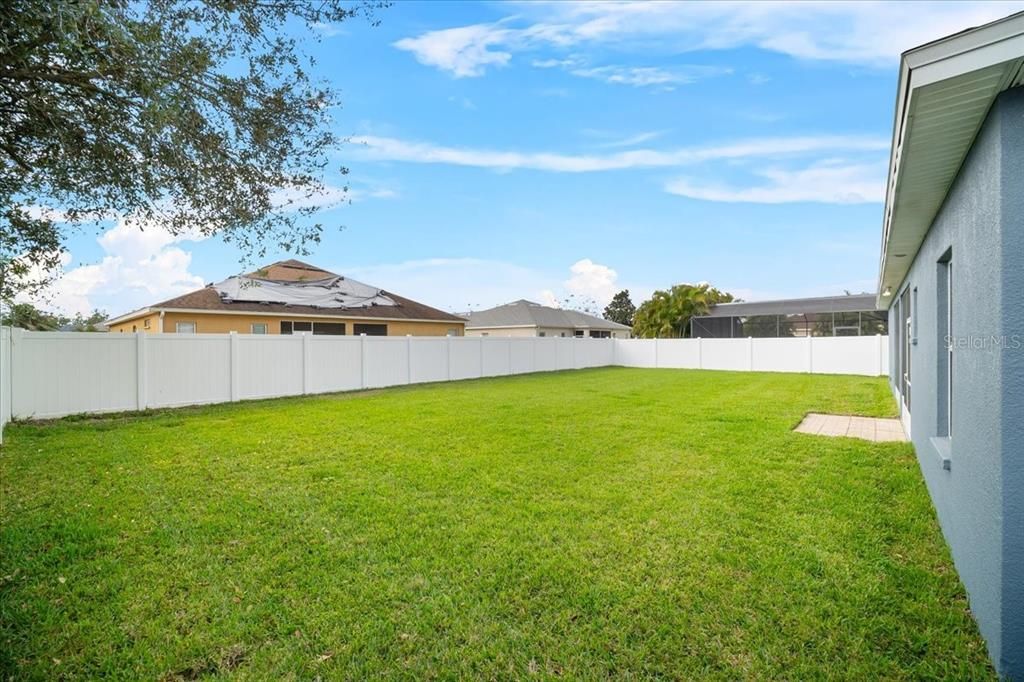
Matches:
[[794, 413, 907, 443]]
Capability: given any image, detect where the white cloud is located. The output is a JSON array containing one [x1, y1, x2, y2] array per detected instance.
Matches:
[[350, 133, 888, 173], [393, 23, 516, 78], [19, 216, 208, 317], [394, 2, 1024, 77], [565, 258, 619, 305], [590, 130, 667, 149], [665, 160, 886, 204], [569, 64, 730, 88], [311, 22, 348, 38]]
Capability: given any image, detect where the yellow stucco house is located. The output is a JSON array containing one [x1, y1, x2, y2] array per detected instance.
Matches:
[[107, 260, 466, 336]]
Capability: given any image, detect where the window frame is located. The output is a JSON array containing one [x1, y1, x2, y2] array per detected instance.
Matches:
[[251, 323, 268, 334], [175, 321, 197, 334]]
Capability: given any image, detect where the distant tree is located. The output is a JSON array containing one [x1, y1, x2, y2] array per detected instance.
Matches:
[[1, 302, 66, 330], [632, 284, 734, 338], [68, 309, 108, 332], [603, 290, 636, 326], [1, 0, 387, 302]]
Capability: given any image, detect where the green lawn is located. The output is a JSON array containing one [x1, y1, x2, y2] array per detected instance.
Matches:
[[0, 368, 993, 679]]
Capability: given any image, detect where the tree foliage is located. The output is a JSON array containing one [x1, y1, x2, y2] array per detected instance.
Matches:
[[1, 302, 107, 330], [603, 289, 636, 326], [632, 283, 735, 338], [0, 0, 386, 301]]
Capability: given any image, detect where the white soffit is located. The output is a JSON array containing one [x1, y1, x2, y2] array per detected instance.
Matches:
[[878, 12, 1024, 307]]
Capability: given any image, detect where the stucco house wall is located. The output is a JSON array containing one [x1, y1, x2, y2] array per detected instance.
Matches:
[[110, 312, 463, 336], [888, 87, 1023, 676]]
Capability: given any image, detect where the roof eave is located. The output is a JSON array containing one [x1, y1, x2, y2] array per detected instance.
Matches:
[[877, 12, 1024, 308]]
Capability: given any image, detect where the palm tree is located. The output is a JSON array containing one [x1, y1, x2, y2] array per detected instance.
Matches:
[[632, 284, 734, 338]]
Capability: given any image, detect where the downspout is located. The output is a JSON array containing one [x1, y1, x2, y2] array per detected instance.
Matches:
[[158, 310, 165, 333]]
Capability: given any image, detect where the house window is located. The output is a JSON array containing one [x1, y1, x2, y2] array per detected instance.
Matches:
[[251, 323, 268, 334], [574, 330, 585, 338], [538, 331, 546, 337], [176, 321, 196, 334], [354, 323, 387, 336], [938, 250, 953, 437], [446, 329, 459, 337], [280, 321, 345, 335], [313, 322, 346, 336], [590, 330, 611, 338], [132, 324, 137, 332], [899, 288, 912, 411], [481, 332, 489, 337]]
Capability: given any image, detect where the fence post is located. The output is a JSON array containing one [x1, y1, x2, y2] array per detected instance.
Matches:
[[654, 337, 659, 368], [876, 333, 884, 376], [479, 336, 485, 377], [748, 336, 754, 371], [572, 336, 577, 369], [406, 335, 412, 384], [302, 332, 312, 395], [446, 335, 453, 381], [507, 338, 513, 375], [229, 332, 239, 402], [806, 335, 814, 373], [360, 333, 368, 388], [697, 337, 703, 369], [135, 332, 148, 410]]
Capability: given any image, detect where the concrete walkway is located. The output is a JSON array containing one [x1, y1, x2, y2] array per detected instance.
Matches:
[[794, 413, 907, 442]]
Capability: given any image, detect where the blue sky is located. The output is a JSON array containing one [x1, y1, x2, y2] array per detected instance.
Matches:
[[38, 1, 1024, 316]]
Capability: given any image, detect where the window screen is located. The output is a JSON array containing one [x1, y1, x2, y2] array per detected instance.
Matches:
[[354, 323, 387, 336], [312, 322, 346, 336]]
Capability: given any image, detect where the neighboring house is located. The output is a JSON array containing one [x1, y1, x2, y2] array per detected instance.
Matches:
[[877, 14, 1024, 678], [691, 294, 888, 338], [464, 300, 631, 338], [106, 260, 466, 336]]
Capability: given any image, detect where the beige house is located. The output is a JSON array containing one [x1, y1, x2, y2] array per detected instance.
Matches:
[[107, 260, 466, 336], [464, 300, 631, 338]]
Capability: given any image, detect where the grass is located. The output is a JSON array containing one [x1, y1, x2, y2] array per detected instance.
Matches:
[[0, 368, 994, 680]]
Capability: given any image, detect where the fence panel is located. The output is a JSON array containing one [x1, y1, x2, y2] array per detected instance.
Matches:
[[309, 336, 363, 393], [364, 337, 409, 388], [450, 337, 483, 380], [409, 337, 448, 384], [555, 338, 574, 371], [751, 338, 807, 373], [811, 336, 881, 376], [510, 338, 536, 375], [615, 339, 656, 367], [534, 339, 558, 372], [237, 335, 304, 400], [654, 339, 701, 368], [698, 338, 750, 371], [12, 331, 137, 419], [147, 334, 232, 408], [481, 338, 512, 377]]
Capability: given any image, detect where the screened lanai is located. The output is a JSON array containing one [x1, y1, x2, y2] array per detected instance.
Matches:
[[690, 294, 888, 338]]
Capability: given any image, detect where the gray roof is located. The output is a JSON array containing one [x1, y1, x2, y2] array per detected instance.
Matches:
[[700, 294, 882, 319], [465, 300, 631, 330]]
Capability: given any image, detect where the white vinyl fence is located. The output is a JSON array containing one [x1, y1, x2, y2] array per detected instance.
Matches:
[[0, 328, 888, 438]]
